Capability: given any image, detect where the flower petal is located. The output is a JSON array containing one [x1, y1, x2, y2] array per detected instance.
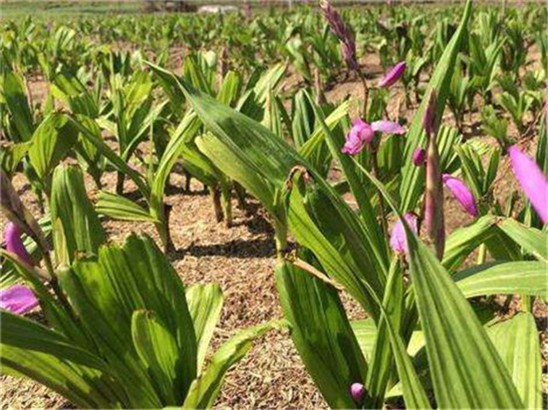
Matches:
[[0, 285, 39, 315], [378, 61, 406, 88], [442, 174, 478, 217], [371, 120, 405, 135], [4, 222, 33, 266], [390, 212, 418, 254], [342, 119, 373, 155], [508, 145, 548, 223]]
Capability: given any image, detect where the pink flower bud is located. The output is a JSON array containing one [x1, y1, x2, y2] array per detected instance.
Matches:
[[4, 222, 33, 266], [349, 382, 366, 402], [423, 92, 438, 138], [508, 146, 548, 223], [378, 61, 406, 88], [0, 284, 39, 315], [442, 174, 478, 217], [390, 212, 418, 254], [412, 148, 426, 166]]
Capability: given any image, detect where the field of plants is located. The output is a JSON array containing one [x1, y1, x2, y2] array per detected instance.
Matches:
[[1, 1, 547, 408]]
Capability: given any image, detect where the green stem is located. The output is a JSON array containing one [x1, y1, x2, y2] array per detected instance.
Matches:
[[370, 144, 389, 248], [358, 71, 370, 119]]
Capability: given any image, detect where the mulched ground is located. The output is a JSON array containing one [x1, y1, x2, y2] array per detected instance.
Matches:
[[2, 49, 547, 409]]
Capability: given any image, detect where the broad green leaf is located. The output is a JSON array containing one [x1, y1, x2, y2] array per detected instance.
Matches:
[[2, 70, 34, 141], [351, 157, 525, 408], [1, 312, 122, 409], [58, 235, 197, 407], [186, 283, 224, 373], [182, 320, 284, 409], [406, 231, 525, 408], [132, 310, 181, 405], [454, 261, 548, 298], [96, 191, 157, 223], [486, 313, 542, 409], [275, 261, 367, 409], [28, 114, 79, 184], [50, 164, 106, 265], [498, 218, 548, 262]]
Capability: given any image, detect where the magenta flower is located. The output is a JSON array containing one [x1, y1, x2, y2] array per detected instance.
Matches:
[[379, 61, 406, 88], [342, 119, 373, 155], [0, 284, 39, 315], [390, 212, 418, 254], [349, 382, 366, 402], [342, 119, 405, 155], [4, 222, 33, 266], [412, 147, 426, 166], [508, 146, 548, 223], [442, 174, 478, 217]]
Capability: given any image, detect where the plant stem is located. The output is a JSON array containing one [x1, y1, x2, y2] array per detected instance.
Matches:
[[358, 70, 369, 119], [211, 185, 224, 223], [370, 143, 389, 245]]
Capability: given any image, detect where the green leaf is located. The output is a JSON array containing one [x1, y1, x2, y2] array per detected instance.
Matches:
[[442, 215, 497, 272], [186, 283, 224, 373], [275, 261, 367, 409], [64, 235, 198, 404], [352, 157, 525, 409], [50, 164, 106, 265], [0, 142, 30, 176], [399, 0, 473, 211], [96, 191, 158, 223], [1, 312, 122, 409], [67, 114, 151, 200], [454, 261, 548, 298], [2, 70, 34, 142], [497, 218, 548, 262], [182, 320, 284, 409], [406, 230, 525, 408], [132, 310, 181, 405], [486, 313, 542, 409], [28, 114, 79, 184]]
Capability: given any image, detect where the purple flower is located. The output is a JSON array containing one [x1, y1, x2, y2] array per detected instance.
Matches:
[[341, 119, 374, 155], [412, 148, 426, 166], [4, 222, 33, 266], [508, 146, 548, 223], [371, 120, 406, 135], [379, 61, 406, 88], [0, 284, 39, 315], [349, 382, 366, 402], [390, 212, 418, 254], [342, 119, 405, 155], [442, 174, 478, 217]]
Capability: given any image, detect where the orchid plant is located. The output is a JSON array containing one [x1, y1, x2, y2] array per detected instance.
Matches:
[[0, 165, 281, 409]]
